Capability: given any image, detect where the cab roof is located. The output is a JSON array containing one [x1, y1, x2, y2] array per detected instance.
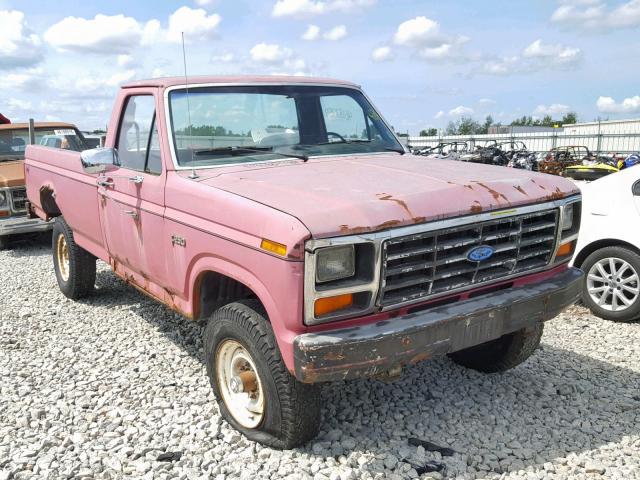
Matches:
[[121, 75, 360, 89], [0, 122, 77, 131]]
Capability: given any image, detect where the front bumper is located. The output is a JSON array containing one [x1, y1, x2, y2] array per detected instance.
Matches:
[[0, 215, 53, 236], [293, 267, 582, 383]]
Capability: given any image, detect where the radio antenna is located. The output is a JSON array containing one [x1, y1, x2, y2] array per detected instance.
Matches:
[[181, 32, 198, 179]]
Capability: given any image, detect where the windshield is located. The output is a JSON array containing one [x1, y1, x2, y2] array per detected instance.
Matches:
[[168, 85, 403, 167], [0, 127, 87, 161]]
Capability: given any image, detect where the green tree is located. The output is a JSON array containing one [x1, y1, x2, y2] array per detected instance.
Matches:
[[561, 112, 578, 125], [419, 128, 438, 136]]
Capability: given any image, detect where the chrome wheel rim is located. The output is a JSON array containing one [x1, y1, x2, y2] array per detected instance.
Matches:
[[56, 234, 69, 282], [215, 340, 264, 429], [587, 257, 639, 312]]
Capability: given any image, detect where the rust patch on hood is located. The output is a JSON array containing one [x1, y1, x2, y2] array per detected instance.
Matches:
[[473, 182, 509, 204], [0, 160, 25, 187], [513, 185, 527, 196], [470, 201, 483, 214], [545, 187, 565, 201]]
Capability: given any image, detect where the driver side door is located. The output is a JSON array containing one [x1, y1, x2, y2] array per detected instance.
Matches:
[[97, 93, 167, 285]]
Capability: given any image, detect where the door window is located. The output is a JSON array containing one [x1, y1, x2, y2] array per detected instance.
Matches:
[[117, 96, 162, 174], [320, 95, 369, 140]]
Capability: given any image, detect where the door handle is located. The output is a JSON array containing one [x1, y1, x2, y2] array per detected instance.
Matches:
[[97, 178, 114, 187], [123, 210, 139, 218], [129, 175, 144, 185]]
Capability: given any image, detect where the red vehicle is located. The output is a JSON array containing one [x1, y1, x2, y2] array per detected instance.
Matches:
[[25, 76, 583, 448]]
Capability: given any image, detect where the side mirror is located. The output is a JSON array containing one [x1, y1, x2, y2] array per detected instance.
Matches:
[[81, 147, 118, 174]]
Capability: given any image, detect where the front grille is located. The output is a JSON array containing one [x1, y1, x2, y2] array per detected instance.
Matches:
[[380, 209, 559, 308], [10, 187, 27, 213]]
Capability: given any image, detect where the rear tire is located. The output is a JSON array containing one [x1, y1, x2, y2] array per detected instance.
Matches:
[[580, 246, 640, 322], [449, 323, 543, 373], [52, 217, 96, 300], [203, 300, 321, 449], [0, 235, 8, 251]]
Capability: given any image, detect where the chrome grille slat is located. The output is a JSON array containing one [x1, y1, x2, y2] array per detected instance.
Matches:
[[380, 208, 559, 308], [9, 187, 27, 213]]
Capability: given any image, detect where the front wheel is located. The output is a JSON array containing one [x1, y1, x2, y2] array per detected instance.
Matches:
[[449, 323, 543, 373], [581, 246, 640, 322], [0, 235, 8, 251], [203, 301, 321, 449], [52, 217, 96, 300]]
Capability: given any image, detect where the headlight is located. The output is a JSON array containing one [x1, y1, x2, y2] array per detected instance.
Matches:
[[316, 245, 355, 283], [0, 191, 7, 208], [561, 203, 573, 231]]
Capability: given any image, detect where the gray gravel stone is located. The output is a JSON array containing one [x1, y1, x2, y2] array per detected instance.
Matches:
[[1, 239, 639, 479]]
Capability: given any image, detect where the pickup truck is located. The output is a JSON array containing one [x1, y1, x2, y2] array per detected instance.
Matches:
[[0, 122, 87, 249], [25, 75, 583, 449]]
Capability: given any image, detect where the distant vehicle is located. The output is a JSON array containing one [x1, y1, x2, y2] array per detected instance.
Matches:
[[539, 146, 595, 176], [0, 122, 88, 249], [572, 167, 640, 322]]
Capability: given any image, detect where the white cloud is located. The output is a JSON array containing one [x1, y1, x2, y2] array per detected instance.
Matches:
[[44, 14, 150, 54], [211, 52, 234, 62], [302, 24, 320, 40], [394, 16, 441, 47], [0, 68, 45, 90], [534, 103, 572, 116], [371, 46, 393, 62], [392, 16, 469, 62], [478, 98, 495, 105], [596, 95, 640, 114], [522, 39, 581, 66], [117, 54, 133, 67], [449, 106, 474, 116], [0, 10, 43, 68], [551, 0, 640, 29], [195, 0, 216, 5], [323, 25, 347, 40], [6, 98, 32, 110], [165, 6, 221, 43], [44, 7, 220, 54], [249, 43, 307, 73], [434, 110, 445, 119], [272, 0, 375, 18], [475, 39, 581, 76]]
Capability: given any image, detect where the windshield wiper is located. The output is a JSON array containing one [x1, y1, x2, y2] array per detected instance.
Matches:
[[315, 139, 372, 146], [194, 146, 308, 162], [385, 147, 406, 155]]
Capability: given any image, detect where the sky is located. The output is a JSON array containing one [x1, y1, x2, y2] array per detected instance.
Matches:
[[1, 0, 639, 133]]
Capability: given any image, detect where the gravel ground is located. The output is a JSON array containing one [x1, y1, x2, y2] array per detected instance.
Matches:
[[1, 235, 639, 480]]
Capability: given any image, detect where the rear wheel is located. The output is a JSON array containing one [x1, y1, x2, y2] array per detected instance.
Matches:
[[581, 246, 640, 322], [52, 217, 96, 300], [0, 235, 8, 251], [449, 323, 544, 373], [203, 300, 321, 449]]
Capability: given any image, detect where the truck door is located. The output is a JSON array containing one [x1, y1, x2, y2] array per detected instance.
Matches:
[[97, 94, 167, 285]]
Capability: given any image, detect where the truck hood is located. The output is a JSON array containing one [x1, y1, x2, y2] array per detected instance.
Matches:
[[196, 154, 579, 238], [0, 160, 25, 188]]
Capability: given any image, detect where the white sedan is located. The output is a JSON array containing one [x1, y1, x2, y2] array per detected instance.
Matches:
[[571, 167, 640, 322]]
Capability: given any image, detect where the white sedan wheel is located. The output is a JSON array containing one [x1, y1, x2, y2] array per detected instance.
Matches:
[[586, 257, 640, 312]]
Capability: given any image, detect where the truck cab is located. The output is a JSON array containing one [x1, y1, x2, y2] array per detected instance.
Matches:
[[25, 76, 583, 448], [0, 122, 87, 249]]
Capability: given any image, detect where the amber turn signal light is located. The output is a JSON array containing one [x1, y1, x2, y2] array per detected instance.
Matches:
[[260, 238, 287, 256], [314, 293, 353, 317], [556, 240, 575, 258]]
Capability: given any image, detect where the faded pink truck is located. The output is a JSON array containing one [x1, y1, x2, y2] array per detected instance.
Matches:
[[25, 76, 583, 448]]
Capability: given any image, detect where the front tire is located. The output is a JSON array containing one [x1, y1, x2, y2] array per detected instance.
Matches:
[[52, 217, 96, 300], [0, 235, 8, 251], [203, 300, 321, 449], [581, 246, 640, 322], [449, 323, 543, 373]]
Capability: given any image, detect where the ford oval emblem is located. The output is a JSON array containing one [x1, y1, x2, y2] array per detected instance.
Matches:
[[467, 245, 495, 262]]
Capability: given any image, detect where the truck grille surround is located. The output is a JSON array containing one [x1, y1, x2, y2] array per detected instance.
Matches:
[[10, 187, 27, 213], [379, 209, 559, 308]]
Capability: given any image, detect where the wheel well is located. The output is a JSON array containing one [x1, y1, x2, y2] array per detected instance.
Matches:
[[195, 271, 260, 321], [574, 239, 640, 268], [39, 185, 61, 218]]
